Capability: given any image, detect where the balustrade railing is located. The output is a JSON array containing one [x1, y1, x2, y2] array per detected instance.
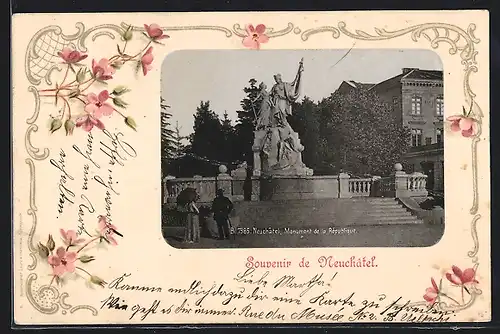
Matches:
[[163, 163, 428, 203], [406, 173, 428, 194], [164, 177, 217, 204], [348, 178, 372, 197]]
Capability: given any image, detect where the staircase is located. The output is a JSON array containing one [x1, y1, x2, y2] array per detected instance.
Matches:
[[234, 197, 423, 228]]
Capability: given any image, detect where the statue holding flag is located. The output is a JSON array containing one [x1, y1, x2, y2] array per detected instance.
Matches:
[[269, 57, 304, 127]]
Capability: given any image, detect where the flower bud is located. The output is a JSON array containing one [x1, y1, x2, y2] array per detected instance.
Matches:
[[79, 255, 95, 263], [90, 275, 107, 287], [64, 119, 75, 136], [124, 116, 137, 131], [37, 242, 49, 259], [76, 69, 86, 83], [49, 118, 63, 133], [112, 97, 128, 108], [123, 26, 133, 41], [67, 89, 80, 99], [46, 234, 55, 252], [110, 60, 123, 69], [111, 85, 129, 96]]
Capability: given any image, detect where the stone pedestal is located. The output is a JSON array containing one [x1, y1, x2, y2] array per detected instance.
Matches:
[[251, 177, 261, 201], [338, 173, 351, 198], [216, 165, 232, 197], [230, 166, 247, 201], [252, 128, 313, 178], [260, 175, 339, 200]]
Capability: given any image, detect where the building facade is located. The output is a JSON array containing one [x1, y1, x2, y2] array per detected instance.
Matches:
[[337, 68, 444, 192]]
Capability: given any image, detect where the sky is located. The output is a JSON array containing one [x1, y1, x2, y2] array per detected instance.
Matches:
[[161, 49, 443, 138]]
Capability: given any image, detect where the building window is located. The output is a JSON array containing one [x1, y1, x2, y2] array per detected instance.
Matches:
[[436, 128, 443, 144], [411, 129, 423, 147], [436, 96, 444, 116], [393, 96, 399, 106], [425, 137, 432, 145], [411, 96, 422, 115]]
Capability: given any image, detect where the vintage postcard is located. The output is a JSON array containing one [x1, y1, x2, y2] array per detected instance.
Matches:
[[12, 10, 491, 325]]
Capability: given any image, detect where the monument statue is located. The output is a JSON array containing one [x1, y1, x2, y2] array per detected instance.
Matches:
[[252, 58, 313, 177], [254, 82, 273, 130]]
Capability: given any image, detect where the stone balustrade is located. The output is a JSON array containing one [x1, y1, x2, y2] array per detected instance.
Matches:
[[347, 178, 373, 197], [374, 163, 428, 198], [163, 163, 429, 205]]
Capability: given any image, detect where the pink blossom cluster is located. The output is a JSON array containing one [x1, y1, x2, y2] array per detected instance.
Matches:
[[42, 23, 169, 135], [37, 216, 122, 287]]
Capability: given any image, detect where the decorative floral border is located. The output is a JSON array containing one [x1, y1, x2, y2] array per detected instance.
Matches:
[[21, 20, 484, 317]]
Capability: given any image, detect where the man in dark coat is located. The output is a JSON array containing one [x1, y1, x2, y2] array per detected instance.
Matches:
[[211, 189, 233, 240]]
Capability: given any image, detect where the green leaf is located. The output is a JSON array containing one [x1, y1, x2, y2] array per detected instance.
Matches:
[[111, 85, 130, 96], [112, 97, 128, 108]]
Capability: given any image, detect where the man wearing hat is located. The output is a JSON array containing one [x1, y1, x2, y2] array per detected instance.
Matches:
[[211, 189, 234, 240]]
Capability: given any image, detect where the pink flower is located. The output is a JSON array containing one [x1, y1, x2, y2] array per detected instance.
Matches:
[[58, 47, 88, 64], [48, 247, 77, 277], [446, 265, 479, 286], [447, 115, 478, 137], [141, 47, 154, 76], [92, 58, 115, 81], [144, 23, 169, 41], [76, 115, 105, 132], [98, 215, 121, 246], [60, 229, 85, 247], [423, 277, 440, 304], [242, 24, 269, 50], [85, 90, 114, 118]]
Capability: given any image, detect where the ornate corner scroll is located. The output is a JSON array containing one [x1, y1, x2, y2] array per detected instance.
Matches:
[[22, 19, 484, 317]]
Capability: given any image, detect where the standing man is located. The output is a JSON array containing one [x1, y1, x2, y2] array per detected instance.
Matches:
[[211, 189, 234, 240]]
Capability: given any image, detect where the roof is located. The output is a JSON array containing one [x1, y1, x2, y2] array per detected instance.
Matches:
[[402, 69, 443, 81], [368, 74, 404, 92], [345, 80, 376, 90], [336, 68, 443, 94]]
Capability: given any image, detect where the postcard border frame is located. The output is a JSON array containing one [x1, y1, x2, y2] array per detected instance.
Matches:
[[19, 19, 485, 318]]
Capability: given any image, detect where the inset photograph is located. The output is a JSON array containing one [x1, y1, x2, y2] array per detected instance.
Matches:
[[160, 49, 445, 249]]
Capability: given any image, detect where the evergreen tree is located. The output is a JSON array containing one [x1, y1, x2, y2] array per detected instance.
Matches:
[[160, 97, 176, 180], [220, 111, 237, 164], [188, 101, 226, 175], [160, 97, 175, 158], [234, 78, 261, 166], [172, 121, 185, 158]]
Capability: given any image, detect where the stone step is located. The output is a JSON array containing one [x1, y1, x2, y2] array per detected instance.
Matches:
[[241, 207, 409, 218], [347, 198, 398, 202], [367, 203, 403, 209], [367, 207, 410, 213], [365, 211, 412, 217], [354, 216, 423, 224], [237, 197, 399, 207], [247, 215, 423, 227], [344, 219, 424, 226]]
